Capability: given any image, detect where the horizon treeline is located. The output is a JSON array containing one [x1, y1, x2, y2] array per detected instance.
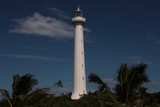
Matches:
[[0, 62, 160, 107]]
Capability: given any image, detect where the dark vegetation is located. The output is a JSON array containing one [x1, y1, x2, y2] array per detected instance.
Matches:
[[0, 63, 160, 107]]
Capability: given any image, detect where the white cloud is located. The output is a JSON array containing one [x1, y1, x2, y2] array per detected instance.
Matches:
[[47, 7, 70, 20], [0, 54, 68, 62], [46, 7, 91, 33], [84, 28, 91, 33], [9, 9, 91, 40], [10, 13, 74, 38], [10, 12, 91, 40]]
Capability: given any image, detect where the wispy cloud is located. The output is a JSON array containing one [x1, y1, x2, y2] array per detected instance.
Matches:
[[22, 46, 46, 51], [0, 54, 68, 62], [143, 32, 160, 50], [145, 81, 160, 92], [9, 12, 91, 40], [156, 41, 160, 44], [144, 33, 156, 42], [84, 28, 91, 32], [47, 7, 70, 20], [155, 41, 160, 50], [10, 13, 74, 38], [47, 7, 91, 33], [126, 56, 153, 65]]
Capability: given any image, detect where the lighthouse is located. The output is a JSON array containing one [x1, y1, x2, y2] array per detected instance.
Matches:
[[71, 6, 87, 100]]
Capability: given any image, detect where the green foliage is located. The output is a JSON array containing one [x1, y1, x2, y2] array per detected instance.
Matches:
[[88, 73, 110, 92], [0, 73, 49, 107], [12, 74, 38, 98], [115, 63, 150, 103], [54, 80, 63, 94], [0, 63, 160, 107], [11, 74, 38, 107], [54, 80, 63, 88]]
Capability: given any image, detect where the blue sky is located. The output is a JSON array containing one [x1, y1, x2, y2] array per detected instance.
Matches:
[[0, 0, 160, 96]]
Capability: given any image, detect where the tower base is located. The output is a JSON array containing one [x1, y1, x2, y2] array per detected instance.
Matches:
[[71, 90, 87, 100]]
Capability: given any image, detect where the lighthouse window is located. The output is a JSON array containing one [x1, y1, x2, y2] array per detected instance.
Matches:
[[81, 52, 83, 55], [81, 40, 82, 43], [75, 11, 82, 17], [82, 77, 84, 80], [82, 64, 83, 67]]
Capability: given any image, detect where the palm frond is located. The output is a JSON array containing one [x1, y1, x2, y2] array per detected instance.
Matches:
[[0, 89, 13, 107], [127, 63, 150, 97], [54, 80, 63, 88], [115, 63, 128, 102], [88, 73, 109, 92], [24, 88, 50, 105], [115, 63, 150, 103], [12, 73, 38, 97]]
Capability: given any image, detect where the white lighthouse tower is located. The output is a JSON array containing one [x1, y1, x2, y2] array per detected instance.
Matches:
[[71, 6, 87, 100]]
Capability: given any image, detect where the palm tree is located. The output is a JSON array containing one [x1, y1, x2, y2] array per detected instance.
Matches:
[[115, 63, 150, 103], [88, 73, 119, 106], [133, 91, 160, 107], [12, 74, 38, 106], [24, 88, 50, 107], [54, 80, 63, 94], [88, 73, 110, 92], [88, 63, 150, 106], [0, 89, 12, 107], [0, 73, 50, 107]]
